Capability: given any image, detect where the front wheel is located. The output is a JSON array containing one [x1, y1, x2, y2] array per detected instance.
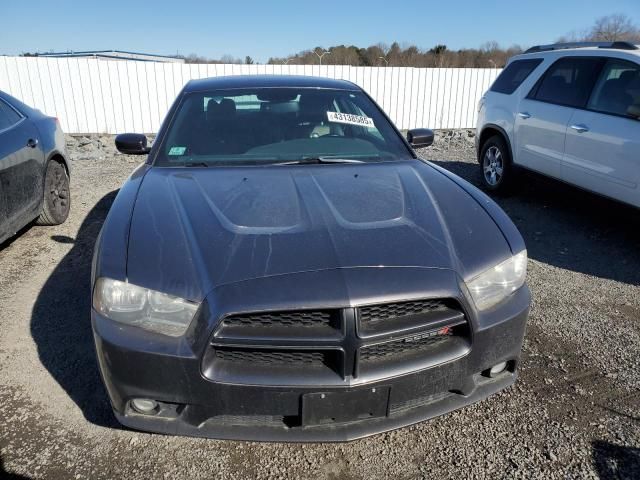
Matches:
[[36, 160, 70, 226], [479, 135, 513, 193]]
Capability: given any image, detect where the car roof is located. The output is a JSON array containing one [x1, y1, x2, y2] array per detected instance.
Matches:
[[515, 42, 640, 60], [184, 75, 361, 92], [0, 89, 41, 117], [519, 47, 640, 56]]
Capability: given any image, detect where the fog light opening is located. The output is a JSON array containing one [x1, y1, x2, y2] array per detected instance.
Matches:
[[131, 398, 159, 415], [489, 361, 508, 377]]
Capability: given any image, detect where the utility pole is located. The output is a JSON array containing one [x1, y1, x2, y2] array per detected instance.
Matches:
[[314, 49, 331, 65]]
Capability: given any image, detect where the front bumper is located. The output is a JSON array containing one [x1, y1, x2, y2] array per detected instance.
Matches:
[[92, 269, 530, 442], [113, 364, 517, 442]]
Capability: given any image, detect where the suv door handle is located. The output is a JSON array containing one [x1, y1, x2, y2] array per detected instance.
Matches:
[[27, 138, 39, 148], [570, 124, 589, 133], [517, 112, 531, 119]]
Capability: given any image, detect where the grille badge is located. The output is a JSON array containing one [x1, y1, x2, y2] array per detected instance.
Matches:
[[402, 326, 451, 343]]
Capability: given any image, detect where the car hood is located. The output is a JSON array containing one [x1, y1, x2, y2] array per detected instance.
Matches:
[[126, 160, 512, 301]]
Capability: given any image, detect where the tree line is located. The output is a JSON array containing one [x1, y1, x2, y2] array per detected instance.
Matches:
[[19, 14, 640, 68], [267, 42, 522, 68], [264, 14, 640, 68]]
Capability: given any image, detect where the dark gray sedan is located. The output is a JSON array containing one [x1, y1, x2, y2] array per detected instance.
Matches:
[[0, 90, 70, 245], [92, 75, 530, 442]]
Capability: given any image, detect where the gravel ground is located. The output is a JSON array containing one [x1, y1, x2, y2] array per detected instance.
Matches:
[[0, 131, 638, 479]]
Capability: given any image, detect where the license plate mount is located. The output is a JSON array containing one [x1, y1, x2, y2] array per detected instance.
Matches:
[[301, 387, 390, 426]]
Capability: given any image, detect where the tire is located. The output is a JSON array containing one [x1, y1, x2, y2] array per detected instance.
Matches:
[[36, 159, 70, 226], [479, 135, 513, 193]]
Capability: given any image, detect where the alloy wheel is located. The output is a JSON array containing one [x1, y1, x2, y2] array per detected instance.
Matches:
[[49, 164, 70, 218], [483, 146, 504, 186]]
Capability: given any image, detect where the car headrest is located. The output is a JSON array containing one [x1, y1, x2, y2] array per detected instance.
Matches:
[[548, 75, 568, 87], [627, 73, 640, 90], [619, 70, 637, 84], [298, 93, 333, 115], [600, 78, 619, 92], [219, 98, 237, 117], [206, 99, 220, 121]]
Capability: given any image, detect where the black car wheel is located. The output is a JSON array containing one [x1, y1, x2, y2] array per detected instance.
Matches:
[[480, 135, 513, 193], [36, 160, 70, 226]]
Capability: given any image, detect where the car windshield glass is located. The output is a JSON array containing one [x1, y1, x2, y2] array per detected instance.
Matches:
[[155, 87, 413, 166]]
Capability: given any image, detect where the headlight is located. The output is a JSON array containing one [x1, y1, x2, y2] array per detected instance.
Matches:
[[466, 250, 527, 311], [93, 277, 199, 337]]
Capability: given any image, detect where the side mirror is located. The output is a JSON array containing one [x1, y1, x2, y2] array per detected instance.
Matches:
[[115, 133, 151, 155], [626, 104, 640, 119], [407, 128, 434, 148]]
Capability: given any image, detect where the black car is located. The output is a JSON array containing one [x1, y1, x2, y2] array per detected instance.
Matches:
[[0, 90, 70, 245], [92, 75, 530, 442]]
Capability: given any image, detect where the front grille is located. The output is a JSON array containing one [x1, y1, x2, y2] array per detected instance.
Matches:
[[204, 299, 470, 386], [213, 347, 329, 366], [359, 330, 454, 362], [359, 299, 451, 324], [222, 310, 334, 328]]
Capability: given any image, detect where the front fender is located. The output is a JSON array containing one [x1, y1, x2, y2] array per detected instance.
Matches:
[[426, 162, 526, 256], [92, 164, 151, 287]]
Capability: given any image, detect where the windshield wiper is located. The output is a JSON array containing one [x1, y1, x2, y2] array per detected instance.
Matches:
[[184, 161, 209, 168], [274, 156, 365, 166]]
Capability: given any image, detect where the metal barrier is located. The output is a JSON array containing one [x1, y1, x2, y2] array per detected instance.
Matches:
[[0, 56, 501, 134]]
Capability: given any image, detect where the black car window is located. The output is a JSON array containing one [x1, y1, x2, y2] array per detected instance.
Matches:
[[0, 98, 22, 131], [587, 59, 640, 118], [490, 59, 543, 94], [528, 57, 604, 108], [156, 87, 414, 167]]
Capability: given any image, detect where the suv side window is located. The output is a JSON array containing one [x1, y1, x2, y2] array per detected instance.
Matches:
[[0, 98, 23, 131], [490, 59, 543, 94], [528, 57, 604, 108], [587, 59, 640, 118]]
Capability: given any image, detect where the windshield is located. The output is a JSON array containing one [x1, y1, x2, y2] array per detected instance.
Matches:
[[154, 87, 414, 166]]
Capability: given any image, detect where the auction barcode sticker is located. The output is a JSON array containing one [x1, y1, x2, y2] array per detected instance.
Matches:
[[168, 146, 187, 156], [327, 111, 375, 128]]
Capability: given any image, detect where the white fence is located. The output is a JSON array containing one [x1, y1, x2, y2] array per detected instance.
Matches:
[[0, 56, 501, 134]]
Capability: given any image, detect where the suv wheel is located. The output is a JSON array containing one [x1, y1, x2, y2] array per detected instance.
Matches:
[[480, 135, 512, 192]]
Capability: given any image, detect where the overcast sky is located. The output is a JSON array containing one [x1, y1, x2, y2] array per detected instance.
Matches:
[[2, 0, 639, 62]]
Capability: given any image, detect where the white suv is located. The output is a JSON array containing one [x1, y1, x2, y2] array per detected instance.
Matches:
[[476, 41, 640, 207]]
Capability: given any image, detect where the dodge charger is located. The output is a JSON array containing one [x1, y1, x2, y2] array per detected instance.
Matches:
[[91, 75, 530, 442]]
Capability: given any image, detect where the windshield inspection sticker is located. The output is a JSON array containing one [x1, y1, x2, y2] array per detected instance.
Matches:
[[168, 146, 187, 156], [327, 111, 375, 128]]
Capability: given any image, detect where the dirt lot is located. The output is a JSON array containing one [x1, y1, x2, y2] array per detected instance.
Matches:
[[1, 131, 639, 479]]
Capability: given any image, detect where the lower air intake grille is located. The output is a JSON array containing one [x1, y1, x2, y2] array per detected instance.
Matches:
[[214, 347, 330, 366], [390, 392, 453, 414], [207, 415, 286, 427]]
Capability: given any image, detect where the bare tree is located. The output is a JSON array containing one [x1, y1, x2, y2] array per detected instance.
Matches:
[[588, 14, 640, 42], [559, 14, 640, 44], [220, 54, 242, 64]]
